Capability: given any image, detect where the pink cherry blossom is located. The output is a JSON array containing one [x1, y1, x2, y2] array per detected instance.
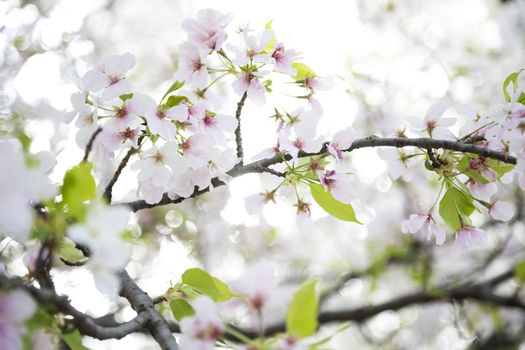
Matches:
[[406, 102, 456, 140], [271, 42, 301, 75], [144, 102, 187, 141], [105, 93, 154, 132], [230, 28, 274, 65], [179, 296, 224, 350], [327, 127, 355, 162], [81, 53, 135, 102], [182, 9, 231, 51], [232, 262, 278, 311], [467, 181, 497, 202], [177, 42, 209, 89], [0, 290, 36, 350], [489, 201, 514, 222], [188, 111, 237, 143], [279, 111, 323, 158], [319, 169, 356, 204], [98, 126, 142, 152], [401, 213, 446, 245], [64, 91, 99, 148], [245, 191, 276, 215], [454, 226, 489, 251], [232, 73, 267, 105], [377, 148, 415, 181]]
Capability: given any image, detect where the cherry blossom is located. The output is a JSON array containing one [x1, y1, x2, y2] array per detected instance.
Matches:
[[377, 148, 415, 181], [179, 296, 224, 350], [67, 203, 132, 294], [279, 110, 323, 158], [327, 127, 355, 162], [81, 53, 135, 102], [144, 100, 187, 140], [467, 181, 497, 202], [401, 213, 446, 245], [0, 139, 56, 243], [177, 41, 210, 89], [230, 28, 274, 65], [319, 169, 356, 204], [489, 201, 514, 222], [245, 191, 276, 215], [232, 72, 267, 105], [232, 262, 278, 311], [187, 111, 237, 143], [406, 102, 456, 140], [0, 290, 36, 350], [64, 91, 99, 148], [454, 226, 489, 251], [271, 42, 301, 75], [182, 8, 231, 51], [105, 93, 154, 132]]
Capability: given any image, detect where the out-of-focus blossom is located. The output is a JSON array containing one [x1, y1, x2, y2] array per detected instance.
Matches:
[[232, 262, 278, 311], [454, 226, 489, 251], [82, 53, 135, 102], [0, 139, 56, 243], [182, 9, 231, 51], [401, 213, 446, 245], [377, 148, 415, 181], [64, 91, 99, 148], [489, 201, 514, 222], [0, 290, 36, 350], [468, 181, 497, 202], [67, 203, 132, 295], [179, 296, 224, 350]]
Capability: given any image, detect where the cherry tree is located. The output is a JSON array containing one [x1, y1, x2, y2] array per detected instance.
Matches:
[[1, 3, 525, 350]]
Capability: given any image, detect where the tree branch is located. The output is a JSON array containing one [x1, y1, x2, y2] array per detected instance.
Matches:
[[82, 127, 103, 162], [103, 135, 145, 203], [234, 92, 248, 165], [122, 136, 516, 212], [0, 274, 148, 340], [118, 271, 178, 349]]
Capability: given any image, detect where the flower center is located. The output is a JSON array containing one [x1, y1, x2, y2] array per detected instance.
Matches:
[[108, 75, 121, 86], [116, 106, 128, 119], [156, 108, 166, 120]]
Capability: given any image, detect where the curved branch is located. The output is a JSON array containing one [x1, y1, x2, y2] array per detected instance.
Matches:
[[118, 271, 178, 349], [82, 127, 103, 162], [0, 274, 148, 339], [122, 136, 516, 211], [103, 135, 145, 203]]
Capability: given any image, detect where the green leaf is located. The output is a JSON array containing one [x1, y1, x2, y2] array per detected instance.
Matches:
[[119, 93, 133, 101], [166, 95, 189, 108], [161, 81, 185, 102], [265, 19, 273, 29], [61, 162, 96, 220], [58, 238, 88, 264], [286, 279, 319, 338], [503, 70, 523, 103], [514, 260, 525, 284], [169, 298, 195, 321], [309, 184, 361, 224], [439, 185, 475, 231], [291, 62, 316, 81], [486, 158, 514, 179], [181, 268, 235, 302], [61, 330, 91, 350]]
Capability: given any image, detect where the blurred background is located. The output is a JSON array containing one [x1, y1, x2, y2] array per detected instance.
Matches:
[[1, 0, 525, 349]]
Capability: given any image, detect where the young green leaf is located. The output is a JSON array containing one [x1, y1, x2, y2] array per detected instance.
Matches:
[[439, 185, 475, 231], [61, 330, 91, 350], [166, 95, 189, 108], [486, 158, 514, 179], [61, 162, 96, 220], [309, 184, 361, 224], [181, 268, 235, 302], [169, 298, 195, 321], [291, 62, 316, 81], [161, 81, 185, 102], [119, 93, 134, 101], [503, 70, 523, 103], [286, 279, 319, 338], [58, 238, 88, 264]]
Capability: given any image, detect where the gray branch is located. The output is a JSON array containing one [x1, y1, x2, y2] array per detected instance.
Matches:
[[123, 136, 516, 212]]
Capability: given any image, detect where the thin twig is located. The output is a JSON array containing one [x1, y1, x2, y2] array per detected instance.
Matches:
[[82, 127, 103, 162], [234, 92, 248, 165], [103, 135, 145, 203]]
